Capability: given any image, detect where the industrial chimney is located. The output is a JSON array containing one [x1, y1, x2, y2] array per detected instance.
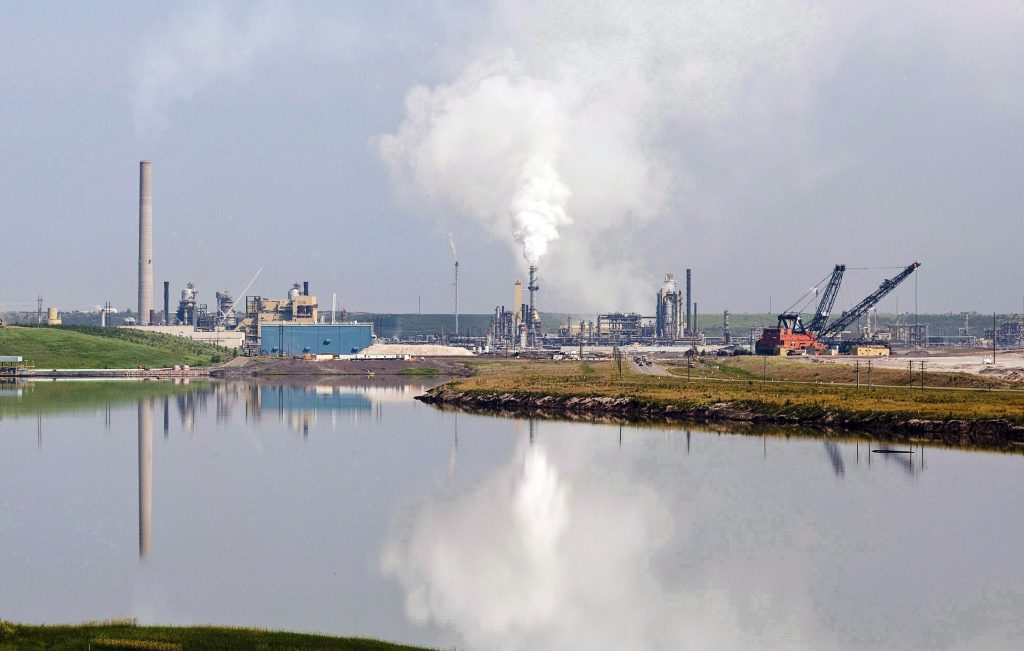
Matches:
[[528, 266, 539, 347], [685, 268, 692, 336], [138, 161, 153, 325], [513, 280, 523, 321]]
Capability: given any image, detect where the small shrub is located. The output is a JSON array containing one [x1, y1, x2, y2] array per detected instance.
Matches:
[[0, 620, 16, 639]]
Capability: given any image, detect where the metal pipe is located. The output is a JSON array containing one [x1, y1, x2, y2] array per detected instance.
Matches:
[[138, 161, 153, 325], [528, 265, 538, 347], [685, 268, 692, 336]]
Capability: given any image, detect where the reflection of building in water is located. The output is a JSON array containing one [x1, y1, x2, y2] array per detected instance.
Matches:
[[245, 384, 373, 434], [138, 399, 153, 559], [214, 383, 239, 424], [175, 389, 209, 433], [244, 383, 262, 424]]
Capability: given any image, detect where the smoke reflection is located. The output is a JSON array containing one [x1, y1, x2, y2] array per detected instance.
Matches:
[[382, 435, 758, 650]]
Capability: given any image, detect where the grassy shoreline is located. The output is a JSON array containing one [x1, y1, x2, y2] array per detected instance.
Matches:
[[0, 326, 233, 369], [0, 620, 432, 650], [419, 359, 1024, 449]]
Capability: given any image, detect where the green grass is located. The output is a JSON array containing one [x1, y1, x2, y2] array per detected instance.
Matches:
[[0, 326, 235, 369], [0, 380, 210, 419], [448, 359, 1024, 425], [0, 619, 432, 650], [397, 367, 442, 377]]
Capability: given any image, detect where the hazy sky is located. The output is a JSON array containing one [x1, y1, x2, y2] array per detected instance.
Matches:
[[1, 1, 1022, 315]]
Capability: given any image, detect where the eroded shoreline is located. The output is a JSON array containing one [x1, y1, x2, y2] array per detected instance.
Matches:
[[417, 384, 1024, 450]]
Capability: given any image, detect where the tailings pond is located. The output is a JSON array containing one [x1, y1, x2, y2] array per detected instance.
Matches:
[[1, 379, 1022, 649]]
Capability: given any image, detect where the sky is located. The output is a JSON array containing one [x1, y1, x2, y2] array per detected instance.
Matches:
[[1, 1, 1022, 316]]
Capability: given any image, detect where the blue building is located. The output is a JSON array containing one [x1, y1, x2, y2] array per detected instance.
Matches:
[[259, 323, 373, 356], [257, 385, 372, 413]]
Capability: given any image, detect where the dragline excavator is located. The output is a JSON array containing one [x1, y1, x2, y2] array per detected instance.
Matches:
[[755, 262, 920, 355]]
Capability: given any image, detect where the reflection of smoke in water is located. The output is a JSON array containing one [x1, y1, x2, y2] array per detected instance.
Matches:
[[515, 446, 568, 556], [381, 438, 751, 650]]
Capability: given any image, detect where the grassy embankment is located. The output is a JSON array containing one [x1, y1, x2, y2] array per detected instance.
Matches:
[[0, 326, 234, 369], [450, 359, 1024, 424], [0, 619, 430, 650], [671, 355, 1021, 390]]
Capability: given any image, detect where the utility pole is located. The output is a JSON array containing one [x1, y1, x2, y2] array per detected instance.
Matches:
[[867, 359, 872, 390], [908, 360, 913, 388], [920, 361, 926, 390], [993, 311, 997, 365], [856, 359, 860, 389]]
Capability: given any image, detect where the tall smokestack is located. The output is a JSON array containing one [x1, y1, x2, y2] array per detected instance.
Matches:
[[528, 265, 539, 346], [513, 280, 523, 321], [685, 268, 692, 336], [138, 161, 153, 325], [163, 281, 169, 325], [303, 281, 309, 296], [454, 261, 459, 336]]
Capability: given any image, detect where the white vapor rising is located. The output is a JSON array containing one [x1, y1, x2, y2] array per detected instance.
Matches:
[[132, 2, 294, 133], [448, 232, 458, 262], [379, 56, 575, 269], [378, 0, 828, 309]]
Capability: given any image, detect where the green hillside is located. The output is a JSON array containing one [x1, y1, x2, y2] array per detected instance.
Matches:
[[0, 326, 234, 369], [0, 619, 431, 650]]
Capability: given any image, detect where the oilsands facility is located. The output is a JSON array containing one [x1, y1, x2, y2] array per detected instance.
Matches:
[[120, 160, 374, 358]]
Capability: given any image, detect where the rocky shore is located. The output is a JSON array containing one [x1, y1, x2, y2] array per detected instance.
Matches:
[[417, 384, 1024, 450]]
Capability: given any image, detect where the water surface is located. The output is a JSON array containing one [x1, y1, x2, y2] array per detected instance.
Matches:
[[1, 379, 1022, 649]]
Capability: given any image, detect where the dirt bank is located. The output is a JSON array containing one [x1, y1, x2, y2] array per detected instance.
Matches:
[[417, 384, 1024, 451], [213, 356, 473, 378]]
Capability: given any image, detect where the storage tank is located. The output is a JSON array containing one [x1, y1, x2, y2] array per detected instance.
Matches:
[[46, 307, 61, 326]]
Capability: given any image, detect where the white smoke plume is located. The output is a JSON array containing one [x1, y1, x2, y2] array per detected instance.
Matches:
[[448, 232, 458, 262], [132, 2, 295, 133], [379, 55, 576, 269], [378, 0, 828, 309]]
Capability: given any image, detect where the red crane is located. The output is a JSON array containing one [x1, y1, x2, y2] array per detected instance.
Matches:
[[755, 262, 920, 355]]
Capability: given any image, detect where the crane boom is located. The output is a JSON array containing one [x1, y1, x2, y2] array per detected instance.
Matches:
[[806, 265, 845, 334], [818, 262, 920, 343]]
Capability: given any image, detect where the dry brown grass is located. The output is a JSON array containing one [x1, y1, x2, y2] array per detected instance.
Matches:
[[454, 359, 1024, 424], [701, 355, 1018, 389]]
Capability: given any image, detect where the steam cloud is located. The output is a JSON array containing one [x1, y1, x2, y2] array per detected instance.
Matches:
[[378, 1, 827, 309], [379, 57, 576, 269], [132, 2, 294, 133], [448, 232, 458, 262]]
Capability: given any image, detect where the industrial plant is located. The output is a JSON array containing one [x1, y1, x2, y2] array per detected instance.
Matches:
[[118, 161, 376, 358], [4, 158, 1021, 365]]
